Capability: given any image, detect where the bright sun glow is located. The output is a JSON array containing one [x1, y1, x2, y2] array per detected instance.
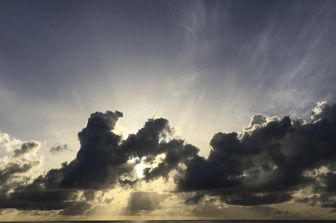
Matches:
[[135, 158, 145, 178], [128, 157, 146, 178]]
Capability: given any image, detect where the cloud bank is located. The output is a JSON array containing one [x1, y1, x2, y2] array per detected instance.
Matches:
[[1, 101, 336, 216]]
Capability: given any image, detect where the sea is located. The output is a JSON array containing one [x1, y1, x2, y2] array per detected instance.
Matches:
[[9, 221, 336, 223]]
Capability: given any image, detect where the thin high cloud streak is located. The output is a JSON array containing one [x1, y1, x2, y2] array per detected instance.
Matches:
[[174, 0, 336, 118], [0, 101, 336, 215], [0, 0, 335, 153]]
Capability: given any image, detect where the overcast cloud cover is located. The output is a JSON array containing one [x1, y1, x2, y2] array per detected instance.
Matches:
[[0, 0, 336, 220]]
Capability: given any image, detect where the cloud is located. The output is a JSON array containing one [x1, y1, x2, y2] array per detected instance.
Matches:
[[49, 144, 70, 154], [190, 198, 294, 220], [60, 202, 92, 216], [126, 191, 167, 214], [13, 142, 40, 157], [1, 101, 336, 216], [0, 110, 198, 215], [0, 111, 129, 215], [0, 162, 38, 186], [177, 101, 336, 208], [120, 118, 197, 183], [59, 111, 130, 189], [0, 132, 42, 190]]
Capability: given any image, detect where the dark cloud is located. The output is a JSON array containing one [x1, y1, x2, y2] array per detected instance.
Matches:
[[177, 102, 336, 208], [14, 142, 39, 157], [0, 137, 41, 195], [126, 191, 167, 214], [0, 162, 38, 185], [121, 118, 172, 158], [142, 141, 198, 181], [1, 111, 126, 214], [191, 201, 294, 220], [222, 192, 292, 206], [49, 144, 70, 154], [0, 110, 197, 215], [185, 193, 205, 205], [60, 111, 130, 189], [60, 202, 92, 216], [1, 102, 336, 215]]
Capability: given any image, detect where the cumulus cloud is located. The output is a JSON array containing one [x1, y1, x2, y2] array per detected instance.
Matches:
[[1, 101, 336, 216], [0, 132, 42, 188], [177, 101, 336, 209], [13, 142, 40, 157], [0, 110, 198, 215], [0, 132, 43, 211]]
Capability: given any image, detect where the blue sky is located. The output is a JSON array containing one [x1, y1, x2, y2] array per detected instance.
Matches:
[[0, 0, 335, 149]]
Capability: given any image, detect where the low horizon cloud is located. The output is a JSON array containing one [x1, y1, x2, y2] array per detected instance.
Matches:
[[1, 101, 336, 218]]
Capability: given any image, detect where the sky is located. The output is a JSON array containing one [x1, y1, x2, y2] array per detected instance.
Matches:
[[0, 0, 336, 220]]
